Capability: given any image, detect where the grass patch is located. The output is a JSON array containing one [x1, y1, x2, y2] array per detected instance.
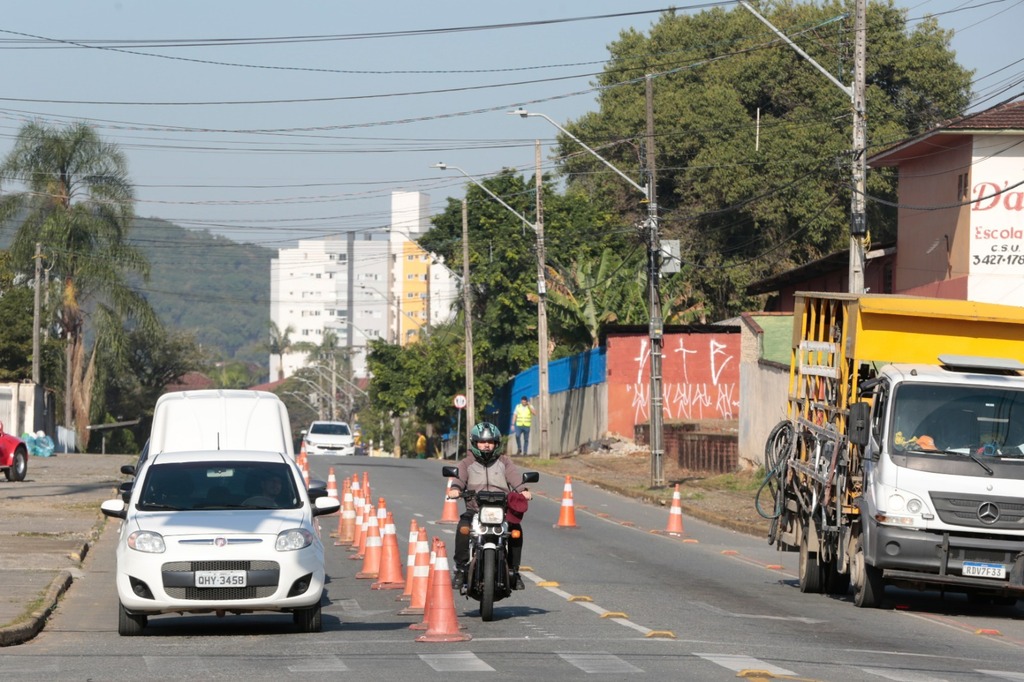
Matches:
[[691, 470, 764, 493]]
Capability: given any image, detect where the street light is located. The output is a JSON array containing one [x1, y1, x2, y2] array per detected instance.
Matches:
[[432, 161, 551, 459], [513, 102, 667, 487]]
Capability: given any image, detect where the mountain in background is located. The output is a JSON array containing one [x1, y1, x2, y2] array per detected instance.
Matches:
[[129, 218, 273, 366]]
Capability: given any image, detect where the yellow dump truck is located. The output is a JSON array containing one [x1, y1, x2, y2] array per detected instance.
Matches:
[[765, 292, 1024, 608]]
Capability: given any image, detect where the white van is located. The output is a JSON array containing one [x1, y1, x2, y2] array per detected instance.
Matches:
[[149, 389, 294, 459]]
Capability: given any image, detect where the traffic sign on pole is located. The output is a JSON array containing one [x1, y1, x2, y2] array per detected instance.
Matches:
[[453, 394, 467, 410]]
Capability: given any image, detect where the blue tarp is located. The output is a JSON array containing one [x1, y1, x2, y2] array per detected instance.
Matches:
[[491, 347, 606, 433]]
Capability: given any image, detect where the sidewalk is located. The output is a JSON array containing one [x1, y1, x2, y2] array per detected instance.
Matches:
[[0, 452, 135, 646]]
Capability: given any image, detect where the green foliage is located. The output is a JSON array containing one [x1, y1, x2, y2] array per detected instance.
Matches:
[[557, 1, 971, 319], [95, 325, 208, 438]]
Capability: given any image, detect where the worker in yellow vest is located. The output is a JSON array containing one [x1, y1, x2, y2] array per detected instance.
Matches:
[[511, 396, 535, 456]]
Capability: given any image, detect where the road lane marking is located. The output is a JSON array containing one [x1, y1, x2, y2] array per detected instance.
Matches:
[[695, 653, 796, 676], [860, 668, 950, 681], [558, 652, 643, 673], [419, 651, 494, 672]]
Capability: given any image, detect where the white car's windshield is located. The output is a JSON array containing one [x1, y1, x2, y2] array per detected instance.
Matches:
[[138, 461, 300, 511], [310, 423, 350, 436]]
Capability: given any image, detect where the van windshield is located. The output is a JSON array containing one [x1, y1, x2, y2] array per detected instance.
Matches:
[[891, 383, 1024, 460]]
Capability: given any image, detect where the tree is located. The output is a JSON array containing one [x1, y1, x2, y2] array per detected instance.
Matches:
[[0, 121, 156, 446], [556, 1, 972, 318], [267, 320, 295, 381], [95, 325, 208, 446]]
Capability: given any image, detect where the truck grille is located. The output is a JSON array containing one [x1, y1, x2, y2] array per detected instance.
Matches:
[[931, 492, 1024, 530]]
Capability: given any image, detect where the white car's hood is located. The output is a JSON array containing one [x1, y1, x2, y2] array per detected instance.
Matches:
[[129, 509, 306, 536]]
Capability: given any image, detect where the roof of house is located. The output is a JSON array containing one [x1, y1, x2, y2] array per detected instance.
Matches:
[[870, 99, 1024, 166]]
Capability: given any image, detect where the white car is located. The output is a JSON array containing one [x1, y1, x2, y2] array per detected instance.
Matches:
[[101, 450, 340, 636], [302, 421, 355, 456]]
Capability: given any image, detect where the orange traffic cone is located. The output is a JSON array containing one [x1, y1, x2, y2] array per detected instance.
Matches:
[[399, 528, 431, 615], [663, 483, 685, 536], [555, 476, 578, 528], [326, 467, 339, 500], [398, 519, 419, 601], [355, 509, 383, 578], [349, 495, 366, 559], [301, 457, 310, 489], [334, 479, 355, 545], [409, 538, 439, 630], [439, 480, 460, 524], [415, 541, 471, 642], [372, 512, 406, 590], [300, 439, 308, 461]]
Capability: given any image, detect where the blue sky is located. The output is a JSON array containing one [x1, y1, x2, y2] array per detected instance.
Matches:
[[1, 1, 1020, 247]]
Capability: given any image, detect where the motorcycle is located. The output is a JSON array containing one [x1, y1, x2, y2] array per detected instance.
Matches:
[[442, 466, 539, 621]]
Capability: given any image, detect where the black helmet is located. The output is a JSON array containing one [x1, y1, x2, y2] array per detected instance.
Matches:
[[469, 422, 503, 466]]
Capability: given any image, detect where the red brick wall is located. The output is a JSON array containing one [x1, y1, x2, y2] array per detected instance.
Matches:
[[636, 421, 739, 475], [606, 332, 741, 439]]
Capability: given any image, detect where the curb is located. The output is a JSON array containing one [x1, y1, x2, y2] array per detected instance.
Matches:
[[0, 569, 73, 647]]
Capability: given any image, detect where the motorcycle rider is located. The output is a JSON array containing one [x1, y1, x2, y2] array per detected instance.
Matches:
[[447, 421, 533, 591]]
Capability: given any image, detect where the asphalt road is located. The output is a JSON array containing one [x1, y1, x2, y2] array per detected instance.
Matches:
[[3, 455, 1023, 681]]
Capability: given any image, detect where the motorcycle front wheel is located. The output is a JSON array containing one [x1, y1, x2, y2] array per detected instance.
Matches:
[[481, 548, 496, 621]]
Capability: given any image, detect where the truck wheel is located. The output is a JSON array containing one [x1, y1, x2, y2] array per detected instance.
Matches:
[[4, 447, 27, 482], [851, 538, 883, 608], [798, 529, 824, 593]]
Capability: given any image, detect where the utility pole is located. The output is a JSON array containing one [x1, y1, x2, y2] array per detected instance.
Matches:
[[645, 75, 665, 488], [32, 243, 42, 384], [739, 0, 867, 293], [461, 199, 476, 434], [849, 0, 868, 293], [535, 140, 551, 459]]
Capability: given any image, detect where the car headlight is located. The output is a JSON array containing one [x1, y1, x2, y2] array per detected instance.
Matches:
[[276, 528, 314, 551], [127, 530, 166, 553]]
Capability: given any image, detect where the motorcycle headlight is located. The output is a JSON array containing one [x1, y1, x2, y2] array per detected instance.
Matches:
[[479, 507, 505, 525], [276, 528, 314, 551], [127, 530, 165, 553]]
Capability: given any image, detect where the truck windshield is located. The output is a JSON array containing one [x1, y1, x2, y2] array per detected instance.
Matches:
[[891, 383, 1024, 460]]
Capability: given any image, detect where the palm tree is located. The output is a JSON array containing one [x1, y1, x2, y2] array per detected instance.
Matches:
[[267, 321, 295, 381], [0, 121, 154, 447]]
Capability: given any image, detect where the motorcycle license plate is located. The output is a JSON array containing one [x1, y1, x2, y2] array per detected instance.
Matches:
[[962, 562, 1005, 579], [195, 570, 247, 587]]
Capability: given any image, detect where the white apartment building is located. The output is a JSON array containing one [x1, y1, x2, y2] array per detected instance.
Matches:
[[269, 191, 459, 381]]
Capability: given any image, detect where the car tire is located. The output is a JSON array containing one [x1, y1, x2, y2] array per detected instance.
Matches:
[[294, 603, 322, 633], [4, 447, 27, 482], [118, 601, 147, 636]]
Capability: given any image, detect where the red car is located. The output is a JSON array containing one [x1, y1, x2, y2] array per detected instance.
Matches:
[[0, 422, 27, 482]]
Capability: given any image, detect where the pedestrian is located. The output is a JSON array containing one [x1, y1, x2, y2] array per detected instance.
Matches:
[[511, 396, 535, 455], [415, 431, 427, 459]]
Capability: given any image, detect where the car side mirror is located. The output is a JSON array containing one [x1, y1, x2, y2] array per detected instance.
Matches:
[[312, 496, 340, 517], [120, 464, 136, 476], [101, 499, 127, 520]]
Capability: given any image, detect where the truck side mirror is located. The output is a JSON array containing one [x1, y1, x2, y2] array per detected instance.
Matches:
[[848, 402, 871, 448]]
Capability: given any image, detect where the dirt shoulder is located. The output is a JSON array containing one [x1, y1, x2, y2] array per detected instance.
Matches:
[[516, 439, 773, 538]]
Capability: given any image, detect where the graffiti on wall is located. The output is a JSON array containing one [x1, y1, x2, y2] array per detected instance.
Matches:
[[609, 333, 740, 436]]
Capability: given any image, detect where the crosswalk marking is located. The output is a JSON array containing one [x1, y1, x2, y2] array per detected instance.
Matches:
[[288, 654, 349, 672], [558, 652, 643, 674], [419, 651, 494, 672], [861, 667, 950, 681], [695, 653, 796, 676]]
